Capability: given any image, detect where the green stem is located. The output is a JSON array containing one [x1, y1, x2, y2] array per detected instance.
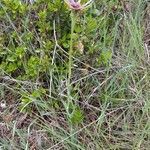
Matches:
[[67, 11, 76, 142], [67, 11, 75, 97]]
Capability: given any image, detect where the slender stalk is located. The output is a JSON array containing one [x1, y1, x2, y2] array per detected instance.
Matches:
[[67, 10, 76, 143], [67, 11, 75, 98], [68, 11, 75, 85]]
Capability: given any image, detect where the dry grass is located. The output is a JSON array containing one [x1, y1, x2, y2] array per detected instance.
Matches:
[[0, 0, 150, 149]]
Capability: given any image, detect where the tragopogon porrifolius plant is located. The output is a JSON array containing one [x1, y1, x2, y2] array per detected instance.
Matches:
[[64, 0, 94, 122]]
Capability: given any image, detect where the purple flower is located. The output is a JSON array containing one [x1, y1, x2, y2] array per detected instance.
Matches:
[[65, 0, 94, 10]]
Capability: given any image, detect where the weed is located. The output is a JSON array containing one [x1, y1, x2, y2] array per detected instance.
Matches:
[[0, 0, 149, 149]]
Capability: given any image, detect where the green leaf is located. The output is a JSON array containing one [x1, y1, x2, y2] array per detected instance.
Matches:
[[70, 106, 84, 125], [98, 50, 112, 65]]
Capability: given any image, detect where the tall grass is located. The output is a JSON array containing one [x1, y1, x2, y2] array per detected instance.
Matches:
[[0, 0, 149, 149]]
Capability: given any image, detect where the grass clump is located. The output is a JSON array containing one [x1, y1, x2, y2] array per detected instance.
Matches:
[[0, 0, 150, 149]]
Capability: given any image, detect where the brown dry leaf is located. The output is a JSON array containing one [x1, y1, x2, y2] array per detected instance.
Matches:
[[75, 41, 84, 54], [81, 63, 91, 75], [1, 114, 13, 124], [81, 68, 89, 75]]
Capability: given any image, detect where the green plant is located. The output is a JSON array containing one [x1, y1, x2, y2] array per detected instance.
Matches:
[[0, 0, 149, 149]]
